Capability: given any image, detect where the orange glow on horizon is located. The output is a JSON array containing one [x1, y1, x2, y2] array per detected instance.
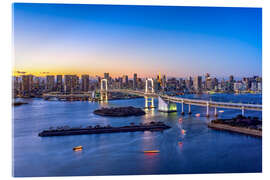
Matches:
[[12, 68, 163, 78]]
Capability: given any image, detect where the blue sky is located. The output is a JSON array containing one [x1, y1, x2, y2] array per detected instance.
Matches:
[[13, 3, 262, 78]]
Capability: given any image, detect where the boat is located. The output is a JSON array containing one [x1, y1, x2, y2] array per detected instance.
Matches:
[[143, 150, 160, 153], [218, 110, 224, 113], [181, 129, 186, 135], [195, 113, 200, 117], [73, 146, 83, 151]]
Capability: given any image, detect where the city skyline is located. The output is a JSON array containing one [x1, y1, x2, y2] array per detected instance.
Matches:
[[13, 3, 262, 78], [13, 71, 260, 81]]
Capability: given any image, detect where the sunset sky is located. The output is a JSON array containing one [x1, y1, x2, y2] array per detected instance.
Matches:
[[13, 3, 262, 78]]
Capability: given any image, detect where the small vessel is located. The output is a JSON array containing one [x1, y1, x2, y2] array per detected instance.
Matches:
[[73, 146, 83, 151], [181, 129, 186, 135], [219, 110, 224, 113], [195, 113, 200, 117], [143, 150, 160, 153]]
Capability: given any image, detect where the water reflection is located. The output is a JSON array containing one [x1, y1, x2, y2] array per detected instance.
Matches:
[[13, 94, 262, 176], [100, 92, 108, 103], [144, 96, 155, 109], [144, 108, 156, 120]]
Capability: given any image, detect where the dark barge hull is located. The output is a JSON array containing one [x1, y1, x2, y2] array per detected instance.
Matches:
[[39, 125, 171, 137]]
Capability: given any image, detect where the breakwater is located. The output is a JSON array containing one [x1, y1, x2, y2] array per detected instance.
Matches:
[[39, 122, 170, 137]]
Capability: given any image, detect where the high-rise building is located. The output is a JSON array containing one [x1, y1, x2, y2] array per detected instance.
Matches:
[[205, 73, 210, 80], [251, 82, 257, 91], [123, 75, 128, 88], [22, 75, 33, 96], [257, 82, 262, 92], [205, 77, 212, 90], [234, 82, 243, 92], [46, 75, 55, 92], [133, 73, 137, 89], [56, 75, 63, 92], [194, 76, 202, 91], [81, 74, 90, 92], [104, 73, 109, 80], [64, 75, 79, 93], [229, 75, 234, 92], [13, 76, 20, 97], [211, 78, 218, 90], [229, 75, 234, 83], [162, 75, 167, 88]]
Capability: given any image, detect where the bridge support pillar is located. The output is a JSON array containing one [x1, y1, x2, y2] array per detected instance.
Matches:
[[214, 107, 218, 117], [145, 97, 148, 108], [188, 104, 192, 115], [181, 100, 185, 115], [242, 106, 245, 116], [206, 102, 210, 117], [151, 98, 154, 108]]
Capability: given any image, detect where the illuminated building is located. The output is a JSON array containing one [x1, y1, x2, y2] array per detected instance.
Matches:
[[81, 74, 90, 92], [133, 73, 137, 89], [64, 75, 79, 93], [104, 73, 109, 80], [162, 74, 167, 89], [46, 75, 55, 92], [158, 96, 177, 112], [56, 75, 63, 92], [123, 75, 128, 88], [186, 76, 193, 90], [194, 76, 202, 92], [13, 76, 20, 97], [205, 77, 212, 90], [22, 75, 33, 97]]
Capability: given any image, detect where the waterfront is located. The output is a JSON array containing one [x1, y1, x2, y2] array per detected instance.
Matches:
[[13, 94, 262, 177]]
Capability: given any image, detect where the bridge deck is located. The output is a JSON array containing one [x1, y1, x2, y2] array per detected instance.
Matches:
[[108, 89, 262, 111]]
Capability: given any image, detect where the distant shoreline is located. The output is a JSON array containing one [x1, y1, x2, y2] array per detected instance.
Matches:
[[208, 122, 262, 137]]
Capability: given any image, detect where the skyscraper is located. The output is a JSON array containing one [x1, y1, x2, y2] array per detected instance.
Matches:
[[186, 76, 193, 90], [56, 75, 63, 92], [123, 75, 128, 88], [205, 73, 210, 80], [13, 76, 20, 97], [229, 75, 234, 83], [81, 74, 90, 92], [211, 77, 218, 90], [22, 75, 33, 97], [104, 73, 109, 80], [133, 73, 137, 89], [194, 76, 202, 92], [46, 75, 55, 92], [162, 75, 167, 89], [229, 75, 234, 92], [64, 75, 79, 93]]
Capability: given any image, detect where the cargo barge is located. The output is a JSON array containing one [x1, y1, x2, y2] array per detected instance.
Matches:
[[38, 121, 171, 137]]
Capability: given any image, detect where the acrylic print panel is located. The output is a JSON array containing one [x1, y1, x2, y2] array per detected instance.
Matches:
[[12, 3, 262, 177]]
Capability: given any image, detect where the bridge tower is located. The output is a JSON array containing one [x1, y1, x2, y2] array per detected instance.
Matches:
[[100, 79, 108, 92], [100, 79, 108, 102], [145, 96, 155, 109], [145, 78, 154, 94]]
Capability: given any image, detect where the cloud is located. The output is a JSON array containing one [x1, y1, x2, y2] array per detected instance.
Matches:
[[16, 71, 27, 74]]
